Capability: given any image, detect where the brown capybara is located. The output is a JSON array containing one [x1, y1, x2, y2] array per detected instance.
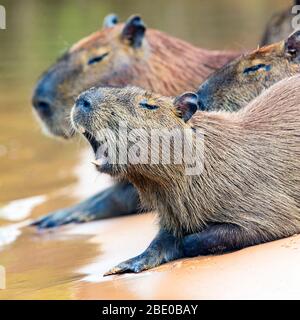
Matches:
[[71, 76, 300, 275], [32, 14, 239, 229], [197, 30, 300, 112], [261, 0, 300, 46]]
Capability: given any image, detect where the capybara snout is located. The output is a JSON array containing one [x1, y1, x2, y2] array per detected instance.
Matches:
[[75, 87, 101, 112]]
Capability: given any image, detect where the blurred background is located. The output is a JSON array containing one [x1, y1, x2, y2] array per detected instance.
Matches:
[[0, 0, 290, 221]]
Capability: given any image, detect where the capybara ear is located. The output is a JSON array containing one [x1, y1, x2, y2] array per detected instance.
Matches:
[[121, 15, 146, 48], [285, 30, 300, 62], [103, 13, 119, 29], [174, 92, 198, 122]]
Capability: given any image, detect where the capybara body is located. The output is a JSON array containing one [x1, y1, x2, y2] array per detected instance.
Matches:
[[261, 0, 300, 46], [72, 75, 300, 274], [32, 15, 238, 139], [197, 31, 300, 111]]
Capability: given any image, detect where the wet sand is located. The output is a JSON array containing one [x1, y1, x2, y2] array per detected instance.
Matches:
[[1, 212, 300, 300]]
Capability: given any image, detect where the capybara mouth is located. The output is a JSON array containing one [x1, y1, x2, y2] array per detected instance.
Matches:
[[83, 131, 100, 154], [82, 131, 110, 171]]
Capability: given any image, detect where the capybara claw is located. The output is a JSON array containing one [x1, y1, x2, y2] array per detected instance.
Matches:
[[103, 267, 123, 277], [104, 255, 154, 276], [103, 264, 142, 276]]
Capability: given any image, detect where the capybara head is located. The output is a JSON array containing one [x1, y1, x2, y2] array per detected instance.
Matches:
[[71, 86, 199, 176], [197, 31, 300, 112], [32, 14, 149, 138]]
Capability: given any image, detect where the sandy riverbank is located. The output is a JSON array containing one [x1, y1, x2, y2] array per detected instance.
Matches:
[[1, 212, 300, 299]]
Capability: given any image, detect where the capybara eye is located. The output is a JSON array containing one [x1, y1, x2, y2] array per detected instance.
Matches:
[[87, 52, 109, 65], [139, 99, 159, 110], [243, 63, 271, 75]]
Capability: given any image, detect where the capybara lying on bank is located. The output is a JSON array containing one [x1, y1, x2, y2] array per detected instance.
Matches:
[[32, 14, 239, 228], [72, 76, 300, 274], [261, 0, 300, 46], [197, 31, 300, 111]]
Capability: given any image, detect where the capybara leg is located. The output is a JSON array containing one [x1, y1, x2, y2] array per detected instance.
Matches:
[[32, 181, 142, 229], [104, 229, 184, 275], [183, 223, 264, 257]]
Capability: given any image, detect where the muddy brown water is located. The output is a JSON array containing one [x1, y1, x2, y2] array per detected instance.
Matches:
[[1, 0, 299, 299]]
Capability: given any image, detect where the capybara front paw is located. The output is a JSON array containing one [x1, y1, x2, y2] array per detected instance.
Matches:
[[31, 210, 96, 229]]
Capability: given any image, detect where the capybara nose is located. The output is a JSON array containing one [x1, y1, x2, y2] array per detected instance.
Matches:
[[75, 96, 93, 112], [75, 88, 100, 113], [32, 98, 53, 117], [32, 74, 57, 117]]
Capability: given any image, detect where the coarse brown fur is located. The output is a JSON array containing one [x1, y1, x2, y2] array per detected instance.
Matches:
[[72, 75, 300, 245], [197, 31, 300, 112], [32, 15, 239, 138]]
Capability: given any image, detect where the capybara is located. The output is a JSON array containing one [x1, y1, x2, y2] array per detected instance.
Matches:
[[32, 14, 239, 228], [71, 76, 300, 274], [261, 0, 300, 46], [197, 31, 300, 112]]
